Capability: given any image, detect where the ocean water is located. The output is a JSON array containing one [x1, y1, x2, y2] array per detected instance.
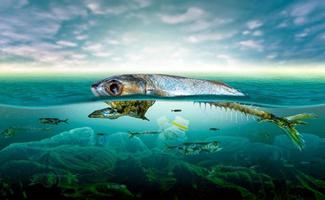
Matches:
[[0, 75, 325, 200]]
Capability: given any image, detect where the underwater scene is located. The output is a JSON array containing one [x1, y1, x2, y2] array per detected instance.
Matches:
[[1, 75, 325, 200]]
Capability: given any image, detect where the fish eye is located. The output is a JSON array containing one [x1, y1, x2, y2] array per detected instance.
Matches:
[[105, 80, 123, 96]]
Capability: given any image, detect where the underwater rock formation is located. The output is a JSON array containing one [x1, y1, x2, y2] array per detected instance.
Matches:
[[0, 127, 117, 184], [102, 132, 150, 155], [0, 127, 325, 199]]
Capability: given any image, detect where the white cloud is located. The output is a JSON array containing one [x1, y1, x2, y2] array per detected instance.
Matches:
[[82, 43, 103, 52], [242, 30, 263, 36], [0, 12, 60, 43], [0, 3, 86, 45], [93, 52, 112, 57], [86, 0, 149, 15], [82, 43, 112, 57], [186, 32, 236, 43], [106, 39, 120, 45], [160, 7, 205, 24], [75, 35, 88, 40], [295, 29, 309, 39], [216, 54, 238, 66], [252, 30, 263, 36], [86, 2, 129, 15], [56, 40, 78, 47], [86, 2, 105, 14], [239, 40, 263, 51], [290, 1, 317, 17], [246, 20, 263, 29], [289, 1, 323, 25], [293, 17, 306, 25], [1, 43, 79, 64], [70, 54, 87, 60], [186, 18, 233, 32], [277, 21, 288, 28], [0, 0, 28, 10], [242, 30, 250, 35], [266, 53, 278, 60]]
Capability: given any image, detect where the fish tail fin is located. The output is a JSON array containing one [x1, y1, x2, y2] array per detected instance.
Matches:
[[270, 113, 317, 150], [63, 119, 69, 124], [281, 124, 304, 151]]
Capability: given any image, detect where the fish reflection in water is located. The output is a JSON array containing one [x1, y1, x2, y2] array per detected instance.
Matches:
[[88, 100, 155, 121], [167, 141, 222, 155], [88, 100, 317, 150]]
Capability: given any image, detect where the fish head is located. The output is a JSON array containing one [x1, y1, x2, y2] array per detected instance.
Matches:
[[88, 107, 122, 119], [91, 75, 146, 97]]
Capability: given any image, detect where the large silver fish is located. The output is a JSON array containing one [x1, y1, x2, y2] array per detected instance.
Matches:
[[91, 74, 244, 97]]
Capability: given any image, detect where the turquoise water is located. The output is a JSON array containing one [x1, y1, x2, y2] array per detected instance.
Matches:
[[0, 75, 325, 199], [1, 75, 325, 107]]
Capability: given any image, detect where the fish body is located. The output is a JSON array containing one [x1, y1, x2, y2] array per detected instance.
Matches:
[[88, 100, 155, 120], [91, 74, 244, 97], [39, 118, 68, 125], [171, 109, 182, 112], [209, 128, 220, 131], [168, 141, 222, 155]]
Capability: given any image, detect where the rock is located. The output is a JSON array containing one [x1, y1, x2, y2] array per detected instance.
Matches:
[[0, 127, 96, 163], [0, 127, 116, 183]]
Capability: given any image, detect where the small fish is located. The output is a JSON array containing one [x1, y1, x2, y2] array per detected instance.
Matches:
[[171, 109, 182, 112], [91, 74, 244, 97], [88, 100, 155, 121], [39, 118, 69, 125], [0, 127, 16, 138], [96, 133, 106, 136], [128, 130, 161, 138], [167, 141, 222, 155], [209, 128, 220, 131]]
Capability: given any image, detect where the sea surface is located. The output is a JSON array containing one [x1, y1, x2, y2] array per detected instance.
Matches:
[[0, 74, 325, 200]]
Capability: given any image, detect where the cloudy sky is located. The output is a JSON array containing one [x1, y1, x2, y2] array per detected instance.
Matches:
[[0, 0, 324, 74]]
